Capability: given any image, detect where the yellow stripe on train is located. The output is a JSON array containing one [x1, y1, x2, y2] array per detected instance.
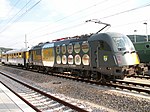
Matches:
[[132, 53, 140, 64]]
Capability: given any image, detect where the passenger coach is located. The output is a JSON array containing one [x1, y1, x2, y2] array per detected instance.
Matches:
[[1, 48, 30, 67]]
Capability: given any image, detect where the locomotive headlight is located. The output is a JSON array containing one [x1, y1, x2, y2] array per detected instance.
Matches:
[[106, 67, 111, 70], [116, 55, 122, 65]]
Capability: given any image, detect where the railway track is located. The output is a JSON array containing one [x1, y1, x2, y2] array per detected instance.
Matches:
[[53, 72, 150, 95], [127, 74, 150, 80], [0, 71, 90, 112], [107, 80, 150, 95], [50, 71, 150, 95], [1, 65, 150, 97]]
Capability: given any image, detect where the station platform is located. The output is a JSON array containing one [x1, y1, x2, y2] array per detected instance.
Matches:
[[0, 82, 36, 112]]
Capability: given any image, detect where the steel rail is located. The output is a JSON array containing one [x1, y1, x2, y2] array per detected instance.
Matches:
[[0, 71, 89, 112]]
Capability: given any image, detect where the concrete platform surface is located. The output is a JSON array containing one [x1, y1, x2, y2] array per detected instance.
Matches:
[[0, 82, 36, 112]]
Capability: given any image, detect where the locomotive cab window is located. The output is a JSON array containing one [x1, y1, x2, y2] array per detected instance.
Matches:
[[113, 36, 135, 52], [99, 41, 111, 51]]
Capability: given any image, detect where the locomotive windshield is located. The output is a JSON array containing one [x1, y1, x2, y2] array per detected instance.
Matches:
[[113, 35, 135, 52]]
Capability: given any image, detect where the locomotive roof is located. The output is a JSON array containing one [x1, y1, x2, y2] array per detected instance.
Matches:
[[88, 32, 125, 52], [30, 34, 91, 49], [88, 32, 124, 41], [30, 42, 49, 50], [54, 35, 90, 45], [42, 42, 54, 48]]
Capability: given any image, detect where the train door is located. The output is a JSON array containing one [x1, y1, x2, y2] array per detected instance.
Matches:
[[97, 41, 115, 67], [23, 52, 26, 66], [29, 51, 33, 63], [7, 54, 8, 62], [90, 41, 100, 68], [28, 50, 32, 66]]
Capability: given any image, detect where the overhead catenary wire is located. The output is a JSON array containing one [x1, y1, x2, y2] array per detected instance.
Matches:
[[4, 22, 85, 48], [0, 0, 42, 34], [29, 22, 86, 40], [0, 0, 21, 25], [27, 0, 109, 35], [28, 0, 150, 40], [100, 1, 150, 19], [1, 0, 150, 48], [0, 0, 128, 39], [0, 0, 32, 32], [112, 19, 150, 28], [12, 0, 42, 23], [27, 0, 128, 38]]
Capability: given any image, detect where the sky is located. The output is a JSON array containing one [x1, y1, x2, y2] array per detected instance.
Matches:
[[0, 0, 150, 49]]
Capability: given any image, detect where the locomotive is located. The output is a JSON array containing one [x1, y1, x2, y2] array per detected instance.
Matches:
[[1, 32, 140, 82]]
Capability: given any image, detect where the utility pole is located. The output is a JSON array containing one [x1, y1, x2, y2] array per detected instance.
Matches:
[[134, 30, 137, 42], [0, 48, 2, 59], [24, 34, 28, 48], [143, 22, 148, 41]]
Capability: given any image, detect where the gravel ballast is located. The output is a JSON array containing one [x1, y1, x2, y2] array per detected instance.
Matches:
[[0, 65, 150, 112]]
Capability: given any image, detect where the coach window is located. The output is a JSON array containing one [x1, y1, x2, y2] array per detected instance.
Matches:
[[19, 53, 21, 58], [14, 53, 16, 58]]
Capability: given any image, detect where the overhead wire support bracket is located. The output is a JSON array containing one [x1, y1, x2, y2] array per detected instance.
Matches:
[[85, 19, 111, 34]]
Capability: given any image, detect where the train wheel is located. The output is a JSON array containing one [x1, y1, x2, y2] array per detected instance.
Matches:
[[91, 71, 103, 82], [97, 74, 107, 84], [37, 66, 40, 72], [116, 75, 125, 80], [82, 70, 90, 79], [44, 67, 49, 74]]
